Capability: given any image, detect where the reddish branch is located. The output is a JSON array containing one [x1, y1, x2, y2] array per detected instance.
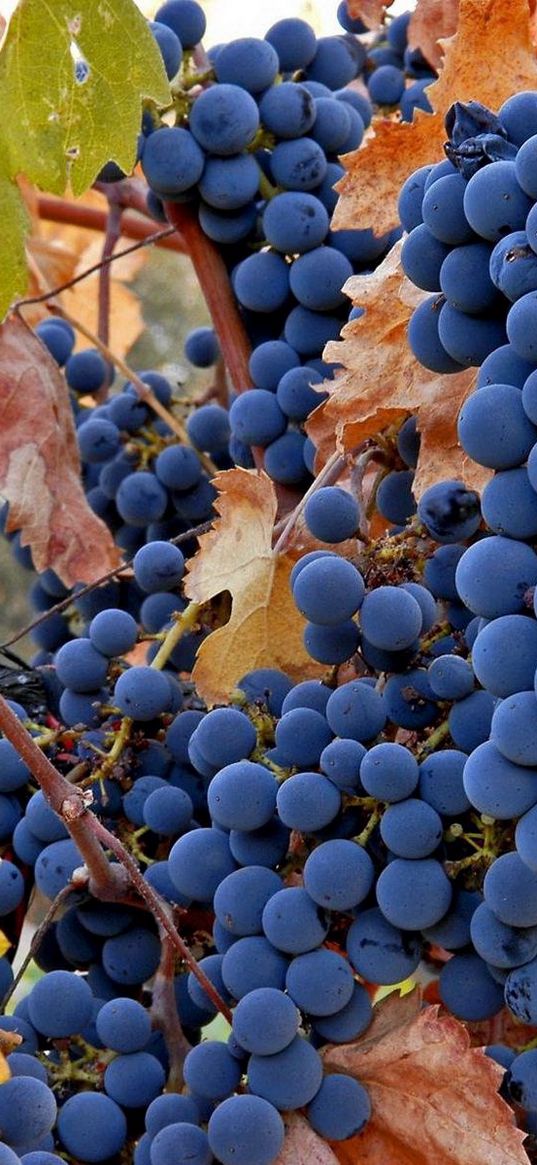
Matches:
[[37, 195, 187, 254], [98, 201, 123, 355]]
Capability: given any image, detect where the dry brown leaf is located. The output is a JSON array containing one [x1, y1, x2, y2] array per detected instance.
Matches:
[[346, 0, 395, 25], [307, 240, 486, 495], [334, 0, 537, 234], [274, 1114, 340, 1165], [408, 0, 460, 71], [0, 314, 121, 585], [184, 468, 323, 705], [466, 1008, 537, 1052], [324, 996, 530, 1165]]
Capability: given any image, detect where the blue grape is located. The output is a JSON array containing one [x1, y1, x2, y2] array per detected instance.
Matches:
[[232, 987, 298, 1054], [262, 887, 328, 954], [347, 906, 422, 983], [154, 446, 201, 492], [427, 655, 474, 700], [89, 609, 137, 657], [55, 638, 108, 693], [422, 174, 475, 245], [307, 1074, 371, 1140], [123, 776, 167, 826], [276, 771, 341, 831], [289, 247, 353, 311], [116, 471, 167, 526], [169, 828, 236, 901], [199, 200, 257, 245], [190, 83, 259, 154], [458, 384, 536, 469], [207, 1094, 284, 1165], [380, 798, 443, 859], [248, 340, 300, 391], [293, 556, 364, 626], [104, 1051, 165, 1108], [57, 1093, 127, 1162], [113, 666, 171, 720], [133, 542, 185, 593], [0, 860, 24, 915], [221, 936, 289, 999], [499, 90, 537, 144], [470, 901, 537, 969], [229, 390, 287, 446], [141, 125, 205, 194], [438, 302, 507, 367], [360, 586, 423, 651], [423, 888, 481, 951], [360, 741, 419, 801], [274, 708, 332, 767], [490, 691, 537, 765], [304, 487, 358, 543], [34, 839, 82, 899], [368, 63, 405, 105], [276, 366, 324, 421], [143, 786, 193, 835], [505, 955, 537, 1023], [247, 1034, 323, 1110], [234, 253, 290, 313], [482, 467, 537, 538], [184, 327, 219, 367], [237, 668, 293, 716], [262, 193, 329, 255], [376, 469, 416, 525], [306, 34, 364, 89], [319, 738, 366, 791], [264, 431, 308, 484], [213, 866, 282, 936], [270, 137, 327, 191], [145, 1093, 200, 1136], [439, 952, 504, 1020], [186, 404, 230, 454], [507, 1048, 537, 1109], [198, 153, 260, 210], [35, 320, 74, 366], [484, 851, 537, 926], [154, 0, 205, 46], [303, 839, 374, 910], [325, 680, 386, 742], [312, 982, 372, 1044], [149, 1124, 212, 1165], [463, 161, 533, 241], [407, 295, 465, 374], [286, 948, 354, 1016], [259, 82, 316, 139], [418, 749, 470, 815], [448, 689, 495, 753], [214, 36, 278, 92], [397, 165, 433, 231], [149, 19, 182, 78], [102, 926, 161, 985], [376, 857, 452, 929], [207, 761, 276, 831], [0, 1079, 56, 1149], [65, 349, 109, 394]]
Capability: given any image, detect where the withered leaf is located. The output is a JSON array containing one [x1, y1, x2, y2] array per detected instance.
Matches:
[[0, 314, 121, 584], [184, 468, 323, 705], [274, 1114, 340, 1165], [307, 240, 486, 496], [408, 0, 460, 71], [324, 994, 529, 1165], [334, 0, 537, 234]]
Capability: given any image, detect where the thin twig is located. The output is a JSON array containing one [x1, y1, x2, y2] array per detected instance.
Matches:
[[1, 884, 75, 1012], [0, 518, 213, 652], [272, 451, 345, 555]]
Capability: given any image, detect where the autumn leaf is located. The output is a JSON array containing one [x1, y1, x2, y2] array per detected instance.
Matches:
[[346, 0, 395, 26], [324, 993, 530, 1165], [408, 0, 460, 71], [274, 1114, 340, 1165], [0, 314, 121, 585], [184, 469, 323, 706], [307, 240, 485, 496], [466, 1008, 537, 1053], [334, 0, 537, 234]]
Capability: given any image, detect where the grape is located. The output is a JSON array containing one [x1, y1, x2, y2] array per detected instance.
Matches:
[[123, 776, 167, 826], [208, 1094, 284, 1165], [262, 887, 328, 954], [303, 838, 373, 911], [57, 1093, 127, 1162], [276, 771, 341, 831], [307, 1074, 371, 1140], [189, 83, 259, 155], [416, 749, 470, 815], [133, 542, 185, 593], [274, 708, 332, 768], [259, 81, 315, 139], [423, 889, 481, 951], [207, 761, 276, 831], [116, 471, 167, 526], [439, 953, 504, 1020], [102, 926, 161, 985], [65, 349, 109, 394], [286, 948, 354, 1016], [237, 669, 293, 716], [421, 174, 475, 245], [312, 982, 373, 1044], [149, 1123, 212, 1165], [454, 535, 537, 618], [470, 901, 537, 968], [360, 741, 419, 802], [169, 828, 236, 901], [104, 1051, 165, 1108], [35, 320, 74, 366], [149, 19, 182, 78], [145, 1093, 200, 1137], [427, 655, 474, 700], [264, 431, 308, 484], [113, 666, 171, 720], [507, 1048, 537, 1109], [484, 851, 537, 926], [232, 987, 298, 1055], [380, 798, 443, 859], [228, 816, 290, 869], [499, 90, 537, 144], [270, 137, 327, 192], [262, 192, 329, 255], [407, 295, 465, 373], [55, 638, 108, 693], [398, 165, 433, 231], [247, 1034, 323, 1110], [302, 487, 358, 544], [376, 858, 452, 930], [213, 866, 281, 936], [141, 125, 205, 195], [292, 556, 364, 627], [319, 738, 366, 791], [325, 681, 386, 742], [229, 390, 287, 446], [306, 35, 364, 89], [186, 404, 230, 454], [458, 384, 537, 469], [490, 691, 537, 765], [0, 857, 23, 915], [276, 366, 324, 421], [289, 247, 353, 312], [88, 609, 138, 657], [221, 936, 288, 999], [166, 709, 205, 763], [143, 786, 193, 835], [0, 741, 31, 793], [482, 467, 537, 538], [463, 161, 533, 241], [234, 254, 290, 314], [96, 997, 152, 1053], [199, 201, 258, 245], [448, 689, 495, 754], [0, 1078, 56, 1149]]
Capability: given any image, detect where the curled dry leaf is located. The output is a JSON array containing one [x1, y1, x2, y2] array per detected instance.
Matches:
[[334, 0, 537, 234], [274, 1114, 340, 1165], [184, 468, 323, 706], [346, 0, 395, 26], [407, 0, 460, 71], [307, 240, 485, 496], [0, 314, 121, 585], [324, 994, 530, 1165]]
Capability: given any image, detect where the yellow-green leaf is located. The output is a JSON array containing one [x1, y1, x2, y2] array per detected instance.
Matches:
[[0, 0, 170, 317]]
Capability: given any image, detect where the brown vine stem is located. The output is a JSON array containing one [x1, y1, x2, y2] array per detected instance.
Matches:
[[37, 194, 186, 253], [151, 927, 192, 1088], [0, 519, 213, 652], [164, 200, 253, 401], [0, 695, 233, 1022]]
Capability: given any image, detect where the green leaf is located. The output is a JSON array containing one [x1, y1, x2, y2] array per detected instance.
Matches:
[[0, 0, 170, 317]]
